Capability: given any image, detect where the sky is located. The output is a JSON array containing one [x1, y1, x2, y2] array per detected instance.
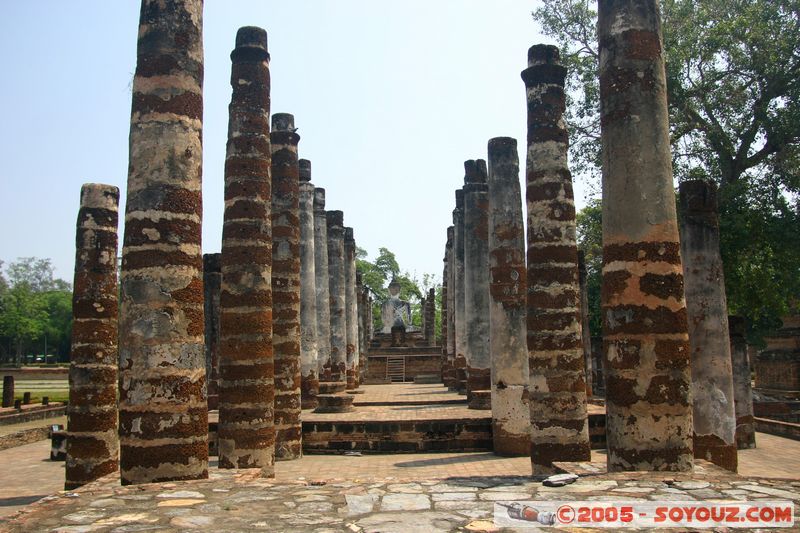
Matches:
[[0, 1, 588, 287]]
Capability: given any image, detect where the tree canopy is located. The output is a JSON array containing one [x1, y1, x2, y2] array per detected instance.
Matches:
[[0, 258, 72, 364], [534, 0, 800, 338]]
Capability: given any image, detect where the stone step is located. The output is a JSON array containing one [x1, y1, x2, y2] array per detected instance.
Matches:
[[312, 394, 355, 414], [413, 374, 440, 384], [318, 382, 347, 394], [468, 390, 491, 410]]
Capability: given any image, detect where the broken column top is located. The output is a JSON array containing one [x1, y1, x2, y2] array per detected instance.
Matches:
[[326, 210, 344, 228], [80, 183, 119, 209], [272, 113, 296, 132], [488, 137, 517, 157], [299, 159, 311, 182], [203, 253, 221, 272], [314, 187, 325, 210], [728, 315, 746, 339], [464, 159, 488, 192], [679, 179, 719, 226], [455, 189, 464, 209], [527, 44, 560, 67], [344, 227, 354, 243], [234, 26, 268, 52]]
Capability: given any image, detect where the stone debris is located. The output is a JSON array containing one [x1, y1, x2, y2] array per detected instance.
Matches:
[[541, 473, 578, 487]]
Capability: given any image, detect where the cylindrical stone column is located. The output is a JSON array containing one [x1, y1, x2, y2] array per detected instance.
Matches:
[[680, 180, 737, 471], [453, 189, 467, 394], [203, 254, 221, 411], [327, 211, 348, 383], [344, 227, 359, 389], [2, 376, 13, 408], [425, 288, 436, 346], [299, 159, 319, 409], [578, 251, 593, 396], [270, 113, 302, 461], [441, 242, 450, 383], [218, 27, 274, 472], [356, 272, 366, 385], [118, 0, 208, 485], [729, 316, 756, 449], [522, 45, 591, 474], [463, 160, 491, 399], [314, 189, 333, 381], [66, 184, 119, 490], [446, 225, 456, 388], [598, 0, 693, 472], [487, 137, 530, 456]]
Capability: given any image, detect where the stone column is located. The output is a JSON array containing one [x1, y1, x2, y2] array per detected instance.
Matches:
[[270, 113, 302, 461], [299, 159, 319, 409], [118, 0, 207, 485], [66, 183, 119, 490], [356, 272, 366, 384], [218, 27, 274, 471], [441, 242, 450, 383], [425, 288, 436, 346], [327, 210, 348, 383], [344, 227, 359, 389], [463, 160, 491, 399], [522, 45, 591, 474], [487, 137, 530, 456], [680, 180, 737, 471], [578, 252, 593, 396], [446, 226, 456, 388], [453, 189, 467, 393], [314, 188, 333, 381], [203, 254, 221, 411], [598, 0, 693, 472], [729, 316, 756, 449], [2, 376, 13, 408]]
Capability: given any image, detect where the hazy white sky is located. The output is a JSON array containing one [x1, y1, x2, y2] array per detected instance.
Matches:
[[0, 1, 588, 286]]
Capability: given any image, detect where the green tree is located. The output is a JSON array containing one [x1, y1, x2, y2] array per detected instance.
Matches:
[[0, 258, 72, 365], [576, 199, 602, 336], [533, 0, 800, 337]]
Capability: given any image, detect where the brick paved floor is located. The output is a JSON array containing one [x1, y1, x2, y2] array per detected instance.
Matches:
[[352, 383, 466, 405]]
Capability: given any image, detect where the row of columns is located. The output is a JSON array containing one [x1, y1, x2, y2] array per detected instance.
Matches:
[[438, 0, 754, 475], [64, 4, 367, 488]]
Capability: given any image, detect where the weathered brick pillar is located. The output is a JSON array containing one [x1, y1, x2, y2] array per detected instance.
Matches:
[[522, 45, 590, 474], [344, 227, 359, 389], [314, 188, 333, 381], [299, 159, 319, 409], [66, 184, 119, 490], [118, 0, 208, 485], [441, 241, 450, 383], [356, 272, 366, 384], [2, 376, 13, 408], [203, 253, 221, 411], [463, 160, 491, 399], [578, 251, 593, 396], [270, 113, 302, 461], [453, 189, 467, 394], [446, 226, 456, 388], [425, 288, 436, 346], [680, 180, 737, 471], [729, 316, 756, 449], [598, 0, 693, 472], [218, 27, 274, 472], [486, 137, 530, 456], [327, 210, 348, 383]]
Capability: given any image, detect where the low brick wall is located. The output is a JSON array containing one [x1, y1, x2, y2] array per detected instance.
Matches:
[[0, 426, 53, 451], [302, 418, 492, 453], [755, 352, 800, 391], [754, 417, 800, 441], [1, 367, 69, 381], [0, 405, 66, 426]]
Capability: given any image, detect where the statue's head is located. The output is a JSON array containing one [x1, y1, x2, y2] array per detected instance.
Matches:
[[388, 277, 401, 297]]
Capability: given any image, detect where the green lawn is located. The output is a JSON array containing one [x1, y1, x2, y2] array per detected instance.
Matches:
[[8, 380, 69, 404]]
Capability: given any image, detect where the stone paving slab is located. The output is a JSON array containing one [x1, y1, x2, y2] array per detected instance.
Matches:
[[3, 468, 800, 532], [350, 383, 466, 406]]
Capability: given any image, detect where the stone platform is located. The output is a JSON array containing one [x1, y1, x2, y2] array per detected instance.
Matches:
[[3, 459, 799, 532]]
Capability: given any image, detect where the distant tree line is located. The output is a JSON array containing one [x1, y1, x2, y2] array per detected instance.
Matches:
[[0, 258, 72, 365]]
